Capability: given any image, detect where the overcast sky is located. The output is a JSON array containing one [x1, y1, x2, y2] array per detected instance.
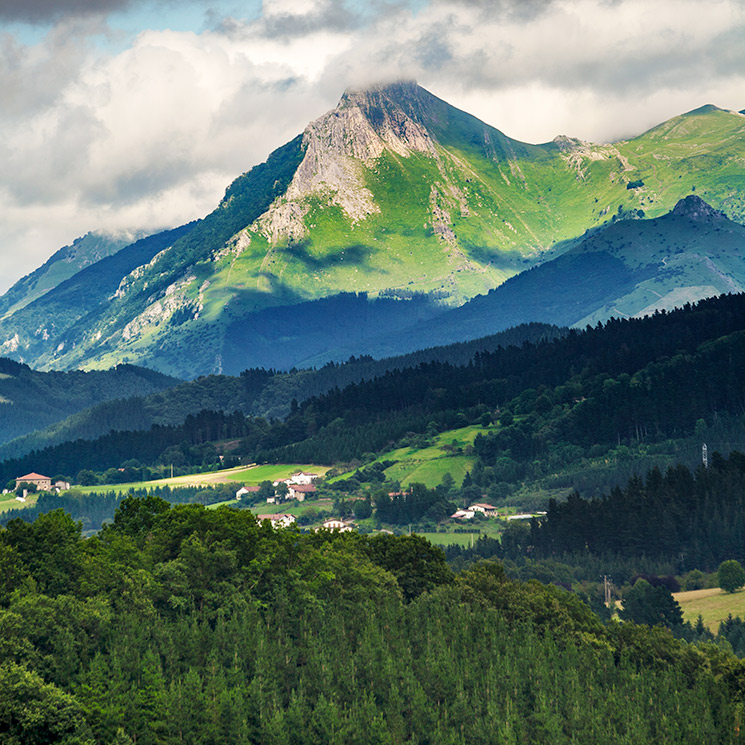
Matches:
[[0, 0, 743, 291]]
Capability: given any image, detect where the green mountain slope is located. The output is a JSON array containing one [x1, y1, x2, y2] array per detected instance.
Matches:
[[2, 83, 745, 377], [349, 196, 745, 356]]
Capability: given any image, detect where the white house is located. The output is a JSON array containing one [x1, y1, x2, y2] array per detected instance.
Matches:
[[290, 471, 319, 485], [320, 518, 353, 532], [236, 485, 260, 500], [256, 513, 296, 529], [451, 509, 475, 520]]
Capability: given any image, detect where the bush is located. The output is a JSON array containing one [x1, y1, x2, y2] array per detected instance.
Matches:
[[718, 560, 745, 593]]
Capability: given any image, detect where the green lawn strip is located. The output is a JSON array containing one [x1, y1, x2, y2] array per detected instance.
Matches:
[[205, 499, 240, 510], [417, 532, 481, 547], [674, 587, 745, 632], [223, 464, 330, 485]]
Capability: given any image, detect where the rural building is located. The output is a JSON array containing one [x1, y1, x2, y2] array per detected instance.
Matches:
[[15, 472, 52, 491], [289, 483, 316, 501], [290, 471, 319, 485], [321, 518, 353, 532], [470, 503, 498, 516], [256, 513, 296, 529], [451, 509, 475, 520], [54, 480, 71, 492], [236, 485, 260, 500]]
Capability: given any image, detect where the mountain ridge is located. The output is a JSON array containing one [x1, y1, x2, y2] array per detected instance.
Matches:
[[2, 82, 745, 376]]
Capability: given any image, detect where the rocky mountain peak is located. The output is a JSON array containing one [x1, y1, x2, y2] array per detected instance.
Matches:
[[254, 81, 438, 243], [672, 195, 726, 221]]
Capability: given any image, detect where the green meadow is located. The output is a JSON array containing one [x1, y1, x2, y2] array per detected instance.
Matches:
[[674, 587, 745, 632]]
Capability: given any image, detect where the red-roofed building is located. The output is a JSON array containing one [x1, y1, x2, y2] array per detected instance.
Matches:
[[256, 513, 296, 529], [289, 483, 316, 501], [470, 503, 498, 516], [15, 472, 51, 491]]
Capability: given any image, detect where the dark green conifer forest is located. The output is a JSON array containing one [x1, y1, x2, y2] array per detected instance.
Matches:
[[3, 499, 745, 744]]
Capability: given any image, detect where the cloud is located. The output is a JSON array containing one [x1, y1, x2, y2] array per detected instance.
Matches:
[[1, 0, 745, 291], [0, 0, 132, 23]]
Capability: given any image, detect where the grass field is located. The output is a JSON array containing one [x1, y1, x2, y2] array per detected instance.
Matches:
[[369, 424, 487, 488], [77, 463, 330, 494], [417, 532, 480, 547], [0, 491, 38, 513], [674, 587, 745, 631]]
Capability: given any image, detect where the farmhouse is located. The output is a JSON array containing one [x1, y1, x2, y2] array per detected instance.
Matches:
[[451, 509, 475, 520], [470, 503, 498, 516], [321, 518, 354, 532], [15, 472, 52, 491], [290, 471, 319, 485], [236, 485, 260, 500], [289, 483, 316, 501], [256, 513, 296, 529]]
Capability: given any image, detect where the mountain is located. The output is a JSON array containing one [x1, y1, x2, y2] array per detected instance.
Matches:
[[0, 230, 141, 319], [341, 195, 745, 357], [2, 83, 745, 376], [0, 223, 197, 361]]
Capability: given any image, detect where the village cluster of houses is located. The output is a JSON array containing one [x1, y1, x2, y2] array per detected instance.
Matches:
[[254, 513, 354, 532]]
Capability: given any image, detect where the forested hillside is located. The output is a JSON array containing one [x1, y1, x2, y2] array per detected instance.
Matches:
[[3, 293, 744, 486], [0, 358, 178, 445], [0, 322, 560, 461], [530, 452, 745, 571], [2, 499, 744, 744]]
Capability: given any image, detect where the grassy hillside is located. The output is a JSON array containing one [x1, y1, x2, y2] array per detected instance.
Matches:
[[675, 587, 745, 632]]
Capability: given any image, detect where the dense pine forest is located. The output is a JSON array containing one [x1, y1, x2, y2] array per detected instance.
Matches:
[[4, 499, 745, 744]]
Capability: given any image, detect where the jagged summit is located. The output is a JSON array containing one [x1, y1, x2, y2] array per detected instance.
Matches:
[[672, 195, 726, 221]]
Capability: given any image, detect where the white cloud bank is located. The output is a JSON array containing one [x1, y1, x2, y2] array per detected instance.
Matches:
[[0, 0, 744, 290]]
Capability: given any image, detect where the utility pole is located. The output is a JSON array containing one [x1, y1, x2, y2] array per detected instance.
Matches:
[[702, 443, 708, 468], [603, 575, 612, 607]]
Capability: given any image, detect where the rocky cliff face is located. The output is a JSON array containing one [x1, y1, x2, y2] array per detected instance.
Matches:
[[256, 82, 440, 243]]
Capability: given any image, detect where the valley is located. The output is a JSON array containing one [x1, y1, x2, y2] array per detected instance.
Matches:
[[3, 80, 745, 745]]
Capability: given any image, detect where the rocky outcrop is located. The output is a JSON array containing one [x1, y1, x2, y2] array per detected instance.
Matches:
[[672, 195, 726, 221], [255, 81, 439, 243]]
